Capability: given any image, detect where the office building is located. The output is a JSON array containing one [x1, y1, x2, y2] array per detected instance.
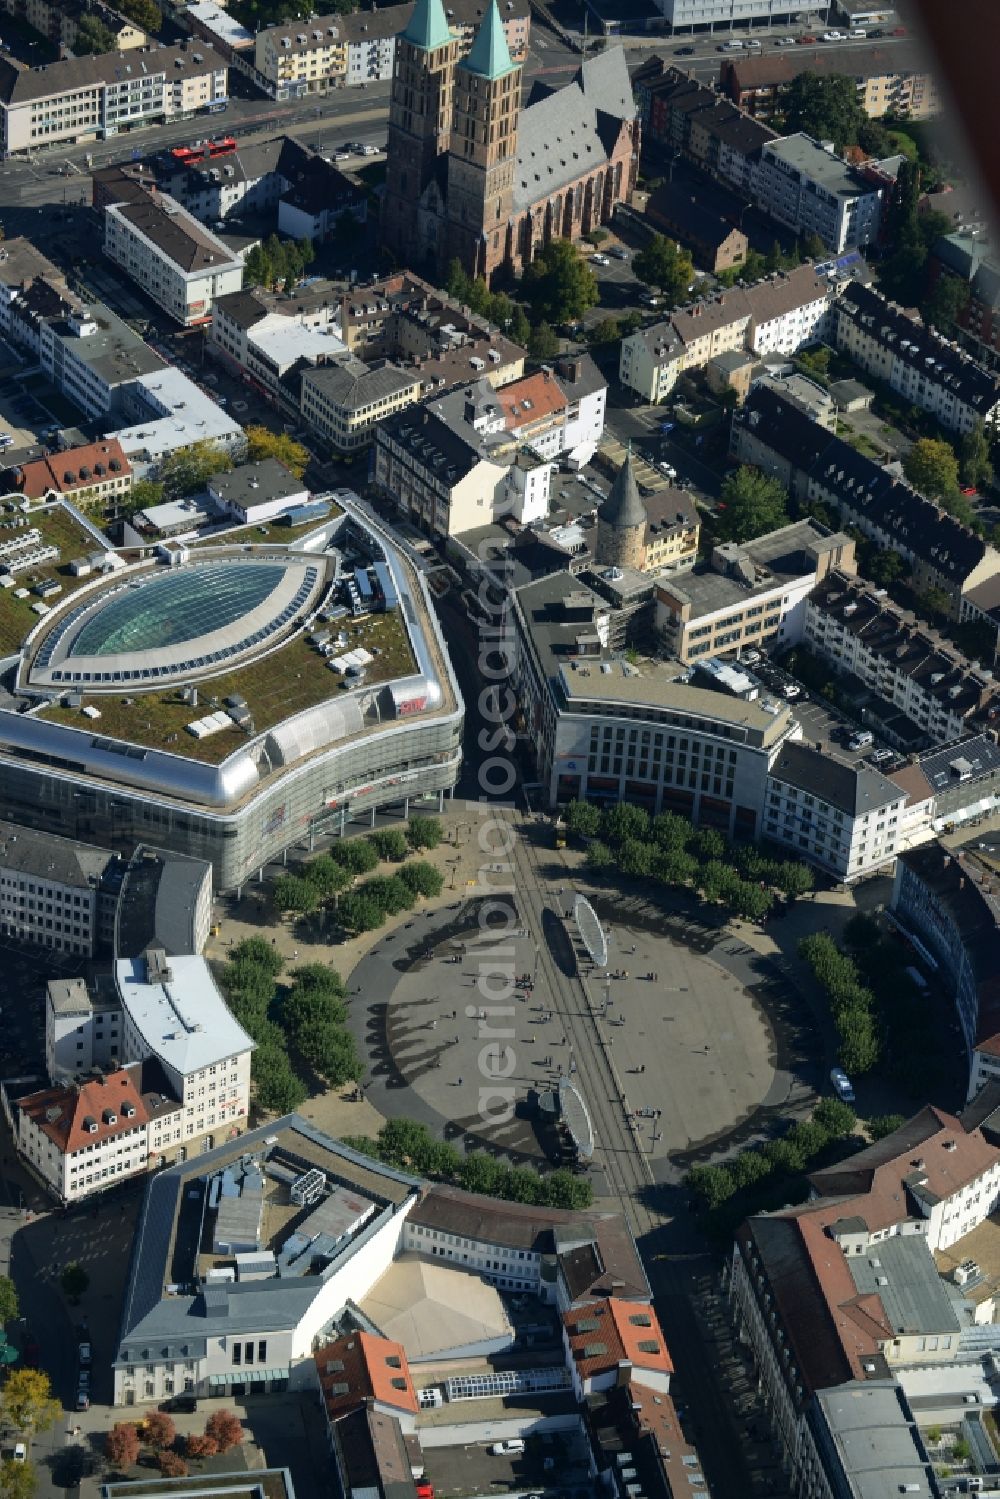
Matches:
[[209, 280, 348, 411], [10, 438, 132, 511], [763, 739, 905, 880], [507, 568, 799, 826], [0, 820, 121, 957], [0, 496, 462, 891], [300, 360, 422, 454], [0, 42, 228, 156], [655, 0, 825, 25], [657, 518, 855, 665]]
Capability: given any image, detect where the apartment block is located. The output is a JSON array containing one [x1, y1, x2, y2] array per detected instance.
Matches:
[[751, 134, 885, 253], [633, 60, 776, 194], [104, 191, 243, 327], [763, 739, 905, 881], [254, 0, 529, 98], [0, 821, 123, 957], [732, 385, 1000, 618], [0, 43, 228, 156], [834, 281, 1000, 434], [656, 518, 855, 665], [619, 264, 833, 402], [15, 1066, 162, 1204], [2, 0, 147, 52], [209, 281, 347, 408], [721, 41, 941, 121], [803, 571, 1000, 748]]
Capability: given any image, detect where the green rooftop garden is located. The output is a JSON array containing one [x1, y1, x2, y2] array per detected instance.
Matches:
[[36, 609, 415, 762], [0, 502, 107, 654]]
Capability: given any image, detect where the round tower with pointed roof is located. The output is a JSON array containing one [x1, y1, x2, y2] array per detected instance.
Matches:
[[596, 450, 647, 570], [382, 0, 460, 264]]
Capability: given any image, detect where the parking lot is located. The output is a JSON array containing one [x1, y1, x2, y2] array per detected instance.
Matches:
[[745, 653, 897, 769]]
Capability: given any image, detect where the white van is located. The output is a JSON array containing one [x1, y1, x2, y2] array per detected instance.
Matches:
[[848, 729, 873, 751], [722, 40, 744, 50], [849, 27, 867, 38], [0, 433, 13, 450], [490, 1440, 525, 1456]]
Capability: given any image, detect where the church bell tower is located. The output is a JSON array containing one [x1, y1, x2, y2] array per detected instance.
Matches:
[[382, 0, 459, 264]]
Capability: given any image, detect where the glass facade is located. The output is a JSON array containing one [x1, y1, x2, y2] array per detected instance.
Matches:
[[69, 563, 286, 658]]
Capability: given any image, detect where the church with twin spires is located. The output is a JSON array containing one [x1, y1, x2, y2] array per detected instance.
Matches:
[[381, 0, 640, 284]]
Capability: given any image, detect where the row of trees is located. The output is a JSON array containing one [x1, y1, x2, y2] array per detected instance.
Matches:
[[343, 1118, 593, 1209], [798, 931, 880, 1075], [686, 1096, 859, 1231], [565, 800, 814, 922], [106, 1409, 243, 1477], [717, 232, 827, 291], [841, 913, 944, 1098], [243, 234, 316, 294], [272, 817, 445, 924]]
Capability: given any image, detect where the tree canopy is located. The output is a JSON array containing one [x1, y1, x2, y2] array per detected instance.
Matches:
[[245, 425, 310, 479], [520, 240, 598, 325], [75, 13, 117, 52], [782, 73, 865, 152], [958, 422, 994, 491], [0, 1371, 59, 1435], [243, 234, 315, 294], [902, 437, 960, 503], [715, 466, 789, 542], [632, 235, 695, 307], [158, 440, 232, 500]]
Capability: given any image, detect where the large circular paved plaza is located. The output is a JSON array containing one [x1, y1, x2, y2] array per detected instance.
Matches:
[[346, 886, 820, 1188]]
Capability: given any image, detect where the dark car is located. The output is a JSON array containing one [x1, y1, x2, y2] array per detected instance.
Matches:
[[675, 45, 695, 54], [159, 1394, 197, 1413]]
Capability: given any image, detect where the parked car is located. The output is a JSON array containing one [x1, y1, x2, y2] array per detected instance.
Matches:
[[160, 1394, 198, 1413], [360, 144, 381, 155], [780, 682, 801, 699], [848, 729, 874, 751], [821, 30, 845, 40], [740, 648, 761, 666], [798, 34, 817, 43], [675, 44, 694, 54], [490, 1440, 525, 1456], [589, 252, 610, 266], [78, 1342, 92, 1366], [76, 1392, 90, 1412], [609, 246, 628, 259], [830, 1067, 855, 1103]]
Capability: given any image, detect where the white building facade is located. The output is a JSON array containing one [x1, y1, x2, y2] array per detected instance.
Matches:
[[104, 198, 244, 328], [763, 742, 905, 881]]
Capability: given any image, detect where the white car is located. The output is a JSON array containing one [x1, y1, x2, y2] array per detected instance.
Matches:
[[775, 35, 796, 45], [589, 253, 610, 266], [830, 1067, 855, 1103], [780, 682, 801, 699], [334, 151, 351, 161], [821, 30, 844, 41], [360, 144, 381, 156], [658, 461, 677, 478]]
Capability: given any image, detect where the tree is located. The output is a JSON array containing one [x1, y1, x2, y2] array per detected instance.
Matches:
[[686, 1163, 735, 1211], [158, 440, 232, 500], [75, 13, 117, 53], [359, 875, 413, 916], [251, 1043, 307, 1113], [958, 422, 994, 491], [588, 317, 621, 346], [272, 875, 318, 915], [0, 1460, 36, 1499], [331, 838, 380, 876], [914, 584, 951, 621], [922, 273, 968, 336], [304, 855, 351, 898], [857, 117, 890, 158], [336, 892, 386, 933], [632, 236, 695, 308], [158, 1453, 189, 1478], [540, 1168, 592, 1209], [564, 799, 602, 837], [105, 1425, 141, 1470], [952, 1440, 971, 1463], [902, 437, 960, 502], [0, 1371, 59, 1435], [838, 1009, 880, 1074], [185, 1434, 219, 1460], [527, 321, 560, 360], [601, 803, 649, 845], [617, 838, 652, 878], [244, 425, 310, 480], [782, 73, 865, 152], [801, 232, 827, 260], [407, 815, 443, 850], [520, 240, 598, 325], [118, 0, 162, 28], [60, 1263, 88, 1304], [231, 935, 284, 978], [0, 1278, 17, 1327], [868, 1112, 906, 1142], [142, 1413, 176, 1451], [774, 862, 814, 900], [716, 466, 789, 542], [865, 545, 907, 588], [812, 1097, 856, 1138], [398, 861, 444, 898], [205, 1410, 243, 1454], [368, 827, 409, 862]]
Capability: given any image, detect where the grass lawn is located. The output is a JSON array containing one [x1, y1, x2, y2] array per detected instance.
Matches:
[[0, 503, 105, 654], [38, 609, 415, 762]]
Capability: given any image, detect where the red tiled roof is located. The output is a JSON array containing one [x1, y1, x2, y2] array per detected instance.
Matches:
[[18, 1067, 150, 1155], [563, 1296, 672, 1382], [17, 439, 130, 500], [498, 370, 566, 429], [315, 1331, 417, 1417]]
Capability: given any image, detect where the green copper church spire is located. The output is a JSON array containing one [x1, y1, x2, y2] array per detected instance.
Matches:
[[401, 0, 453, 52], [461, 0, 516, 77]]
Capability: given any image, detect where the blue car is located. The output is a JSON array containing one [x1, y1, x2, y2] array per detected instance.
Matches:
[[659, 420, 675, 434]]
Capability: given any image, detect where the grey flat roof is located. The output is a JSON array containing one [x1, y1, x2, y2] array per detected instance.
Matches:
[[762, 133, 874, 199], [51, 301, 165, 389], [0, 819, 116, 889], [812, 1381, 936, 1499], [846, 1233, 961, 1337]]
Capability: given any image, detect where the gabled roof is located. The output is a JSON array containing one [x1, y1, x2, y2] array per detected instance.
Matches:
[[401, 0, 453, 51], [767, 741, 901, 819], [315, 1330, 417, 1416], [563, 1296, 673, 1381], [460, 0, 516, 78], [598, 451, 646, 532], [513, 47, 633, 213], [18, 1066, 151, 1154]]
